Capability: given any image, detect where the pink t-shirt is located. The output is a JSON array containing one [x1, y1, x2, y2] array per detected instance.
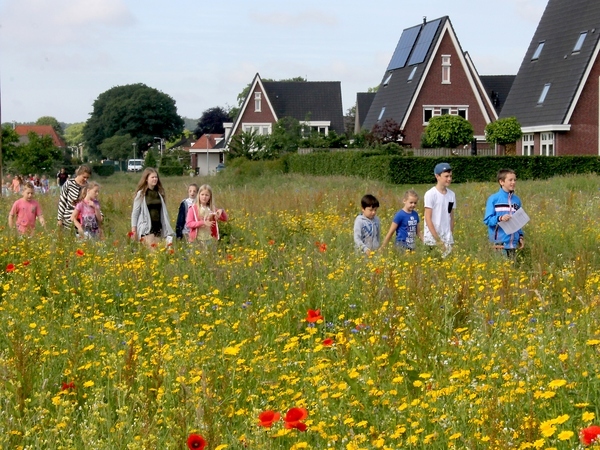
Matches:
[[10, 198, 42, 234]]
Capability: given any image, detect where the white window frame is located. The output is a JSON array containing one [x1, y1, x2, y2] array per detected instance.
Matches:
[[532, 41, 545, 60], [254, 92, 262, 112], [538, 83, 551, 104], [300, 120, 331, 136], [442, 55, 451, 84], [573, 32, 587, 53], [242, 123, 272, 135], [522, 133, 534, 156], [540, 132, 555, 156], [423, 105, 468, 125], [383, 73, 392, 86], [378, 107, 386, 122]]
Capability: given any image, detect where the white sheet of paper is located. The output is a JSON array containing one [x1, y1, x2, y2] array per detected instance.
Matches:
[[498, 207, 529, 234]]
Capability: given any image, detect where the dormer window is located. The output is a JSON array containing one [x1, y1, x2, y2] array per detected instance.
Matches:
[[383, 73, 393, 86], [254, 92, 262, 112], [532, 41, 545, 60], [407, 66, 417, 82], [442, 55, 451, 84], [573, 32, 587, 53], [538, 83, 551, 104]]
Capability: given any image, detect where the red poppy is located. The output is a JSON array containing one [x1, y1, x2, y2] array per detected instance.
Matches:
[[5, 263, 15, 272], [581, 425, 600, 445], [315, 241, 327, 252], [61, 381, 75, 391], [151, 243, 157, 248], [75, 249, 84, 257], [258, 410, 281, 428], [306, 309, 323, 323], [268, 239, 275, 245], [186, 433, 207, 450], [22, 260, 30, 266], [322, 338, 334, 346], [127, 231, 135, 238], [284, 407, 308, 431]]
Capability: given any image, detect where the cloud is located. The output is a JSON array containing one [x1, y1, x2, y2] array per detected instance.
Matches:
[[0, 0, 134, 46], [250, 10, 338, 28]]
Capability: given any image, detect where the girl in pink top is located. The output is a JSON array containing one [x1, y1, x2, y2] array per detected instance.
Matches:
[[186, 184, 227, 243], [8, 183, 45, 234], [71, 181, 103, 239]]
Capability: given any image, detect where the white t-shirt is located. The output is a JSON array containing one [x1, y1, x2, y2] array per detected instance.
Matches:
[[423, 186, 455, 245]]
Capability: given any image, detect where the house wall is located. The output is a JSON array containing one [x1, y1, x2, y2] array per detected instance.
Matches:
[[235, 85, 277, 134], [559, 58, 600, 155], [402, 32, 490, 148]]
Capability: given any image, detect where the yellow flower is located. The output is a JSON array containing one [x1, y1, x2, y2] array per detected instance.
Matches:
[[583, 411, 596, 422], [83, 380, 94, 388], [548, 379, 567, 389], [557, 430, 574, 441]]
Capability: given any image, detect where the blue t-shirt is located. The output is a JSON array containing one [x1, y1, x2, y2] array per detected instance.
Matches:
[[392, 209, 420, 249]]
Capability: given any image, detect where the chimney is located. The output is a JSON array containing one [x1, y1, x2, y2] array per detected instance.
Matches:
[[423, 16, 427, 25]]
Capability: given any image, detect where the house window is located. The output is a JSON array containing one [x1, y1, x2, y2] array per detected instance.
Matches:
[[573, 32, 587, 53], [532, 41, 545, 60], [441, 108, 450, 115], [538, 83, 551, 104], [442, 55, 451, 84], [457, 108, 467, 119], [540, 132, 554, 156], [254, 92, 262, 112], [522, 133, 534, 156], [383, 73, 393, 86], [408, 66, 417, 82], [424, 108, 433, 123], [243, 123, 272, 135], [378, 107, 386, 121]]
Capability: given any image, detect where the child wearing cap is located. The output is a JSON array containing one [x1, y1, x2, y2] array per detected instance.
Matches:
[[423, 162, 455, 257], [483, 168, 524, 258]]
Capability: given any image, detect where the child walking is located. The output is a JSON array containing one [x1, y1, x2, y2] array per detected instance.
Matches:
[[8, 182, 46, 234], [353, 194, 381, 255], [176, 183, 198, 240], [186, 184, 228, 244], [381, 189, 423, 251], [72, 181, 103, 239], [423, 162, 455, 257], [483, 168, 525, 257]]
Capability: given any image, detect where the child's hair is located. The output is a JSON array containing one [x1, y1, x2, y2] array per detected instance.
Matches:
[[197, 184, 214, 210], [76, 165, 92, 177], [22, 182, 34, 192], [497, 168, 516, 183], [403, 189, 419, 200], [75, 181, 100, 205], [361, 194, 379, 209], [135, 168, 165, 199], [188, 183, 199, 193]]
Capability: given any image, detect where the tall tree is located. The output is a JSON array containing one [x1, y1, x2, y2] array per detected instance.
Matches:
[[83, 83, 184, 159], [98, 134, 134, 161], [1, 125, 20, 162], [193, 107, 232, 137], [64, 123, 85, 146], [36, 116, 64, 137], [12, 132, 61, 174]]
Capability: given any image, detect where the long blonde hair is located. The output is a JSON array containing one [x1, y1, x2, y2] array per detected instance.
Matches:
[[196, 184, 214, 211]]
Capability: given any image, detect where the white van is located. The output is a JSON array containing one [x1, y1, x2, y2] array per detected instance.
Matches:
[[127, 159, 144, 172]]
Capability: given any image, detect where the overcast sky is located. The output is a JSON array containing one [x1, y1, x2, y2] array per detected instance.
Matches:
[[0, 0, 547, 125]]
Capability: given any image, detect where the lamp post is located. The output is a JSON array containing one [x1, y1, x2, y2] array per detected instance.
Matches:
[[206, 134, 210, 176]]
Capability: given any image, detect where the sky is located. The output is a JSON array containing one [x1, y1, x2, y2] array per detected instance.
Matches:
[[0, 0, 548, 125]]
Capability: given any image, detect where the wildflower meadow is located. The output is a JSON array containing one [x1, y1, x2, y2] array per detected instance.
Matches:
[[1, 169, 600, 449]]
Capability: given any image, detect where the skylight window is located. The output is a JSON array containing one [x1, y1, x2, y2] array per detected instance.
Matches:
[[408, 66, 417, 82], [532, 41, 545, 60], [383, 73, 393, 86], [573, 32, 587, 52], [538, 83, 551, 104], [378, 107, 386, 121]]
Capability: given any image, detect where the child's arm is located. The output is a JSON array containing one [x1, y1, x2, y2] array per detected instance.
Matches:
[[380, 222, 399, 250], [38, 214, 46, 228], [175, 201, 186, 238], [8, 212, 14, 229], [94, 202, 103, 224], [216, 209, 228, 222], [353, 218, 369, 254], [186, 206, 207, 230], [71, 207, 84, 234], [424, 208, 440, 243]]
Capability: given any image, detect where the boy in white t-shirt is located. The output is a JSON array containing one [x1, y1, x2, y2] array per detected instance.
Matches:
[[423, 162, 455, 257]]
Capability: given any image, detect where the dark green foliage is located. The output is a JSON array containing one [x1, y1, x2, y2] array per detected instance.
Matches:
[[10, 133, 62, 175], [158, 166, 185, 176], [92, 164, 116, 177], [98, 134, 134, 161], [83, 83, 184, 160], [1, 126, 20, 162], [422, 115, 474, 148], [144, 150, 158, 169], [193, 107, 232, 137], [485, 117, 523, 145], [286, 153, 600, 184]]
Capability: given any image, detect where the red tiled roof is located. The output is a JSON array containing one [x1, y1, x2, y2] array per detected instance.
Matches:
[[14, 125, 66, 148], [186, 133, 224, 151]]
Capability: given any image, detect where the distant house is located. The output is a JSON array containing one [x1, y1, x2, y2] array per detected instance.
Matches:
[[186, 134, 225, 176], [500, 0, 600, 156], [354, 92, 376, 135], [361, 16, 498, 148], [14, 125, 66, 148], [226, 73, 344, 148]]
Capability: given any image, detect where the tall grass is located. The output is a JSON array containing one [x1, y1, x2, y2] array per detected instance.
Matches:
[[0, 170, 598, 449]]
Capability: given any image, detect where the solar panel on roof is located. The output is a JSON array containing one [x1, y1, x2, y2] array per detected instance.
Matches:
[[386, 26, 420, 71], [407, 19, 441, 66]]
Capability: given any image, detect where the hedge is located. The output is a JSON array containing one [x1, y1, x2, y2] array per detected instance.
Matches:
[[92, 164, 115, 177], [285, 152, 600, 184], [159, 166, 185, 177]]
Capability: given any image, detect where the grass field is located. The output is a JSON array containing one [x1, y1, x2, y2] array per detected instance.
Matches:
[[0, 168, 600, 449]]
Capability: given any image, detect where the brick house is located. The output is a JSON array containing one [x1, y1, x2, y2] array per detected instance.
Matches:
[[361, 16, 498, 149], [226, 73, 344, 149], [501, 0, 600, 156], [14, 125, 66, 148], [186, 134, 225, 176]]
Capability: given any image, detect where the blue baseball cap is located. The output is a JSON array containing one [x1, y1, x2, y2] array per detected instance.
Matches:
[[434, 162, 452, 175]]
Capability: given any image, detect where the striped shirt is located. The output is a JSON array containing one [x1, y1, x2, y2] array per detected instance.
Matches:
[[57, 179, 85, 227]]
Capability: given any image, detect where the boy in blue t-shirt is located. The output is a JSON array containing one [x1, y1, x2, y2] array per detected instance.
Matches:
[[381, 189, 423, 251]]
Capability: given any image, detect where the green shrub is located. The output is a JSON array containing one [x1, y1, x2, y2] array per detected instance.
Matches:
[[159, 166, 185, 176], [92, 164, 115, 177]]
